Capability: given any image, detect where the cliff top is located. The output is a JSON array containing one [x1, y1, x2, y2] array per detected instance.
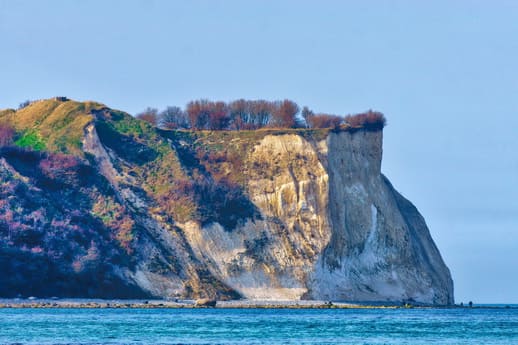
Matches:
[[0, 97, 387, 232], [0, 98, 385, 155]]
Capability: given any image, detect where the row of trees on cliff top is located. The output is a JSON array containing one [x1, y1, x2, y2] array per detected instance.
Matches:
[[135, 99, 386, 131]]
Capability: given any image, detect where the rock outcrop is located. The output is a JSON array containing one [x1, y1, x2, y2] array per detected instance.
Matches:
[[0, 99, 454, 304], [179, 130, 453, 305]]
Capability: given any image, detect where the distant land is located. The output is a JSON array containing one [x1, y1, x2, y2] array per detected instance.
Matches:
[[0, 97, 453, 305]]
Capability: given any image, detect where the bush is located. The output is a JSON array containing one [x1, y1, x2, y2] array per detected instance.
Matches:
[[307, 114, 343, 129], [39, 153, 81, 185], [159, 175, 258, 230], [140, 99, 387, 132], [345, 110, 386, 130]]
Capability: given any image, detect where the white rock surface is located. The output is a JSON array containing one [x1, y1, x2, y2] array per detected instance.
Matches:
[[85, 121, 453, 304], [182, 131, 453, 305]]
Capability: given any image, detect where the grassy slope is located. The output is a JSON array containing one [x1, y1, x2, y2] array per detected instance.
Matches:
[[0, 147, 145, 298], [0, 99, 101, 155], [0, 100, 150, 297]]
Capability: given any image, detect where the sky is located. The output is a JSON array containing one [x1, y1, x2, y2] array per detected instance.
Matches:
[[1, 0, 517, 303]]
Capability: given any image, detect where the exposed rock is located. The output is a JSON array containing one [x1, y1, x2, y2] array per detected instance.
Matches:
[[0, 99, 454, 305], [195, 298, 217, 307], [181, 131, 453, 305]]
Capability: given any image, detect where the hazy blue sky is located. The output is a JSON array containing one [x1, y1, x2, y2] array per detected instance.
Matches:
[[1, 0, 517, 303]]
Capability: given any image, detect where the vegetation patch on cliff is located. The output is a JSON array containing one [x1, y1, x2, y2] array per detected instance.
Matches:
[[0, 146, 145, 298]]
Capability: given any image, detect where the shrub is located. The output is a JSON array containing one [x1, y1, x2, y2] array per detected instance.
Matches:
[[39, 153, 81, 183], [345, 110, 386, 130], [307, 114, 343, 129], [143, 99, 386, 132], [159, 179, 198, 223], [158, 175, 258, 230], [114, 216, 135, 255]]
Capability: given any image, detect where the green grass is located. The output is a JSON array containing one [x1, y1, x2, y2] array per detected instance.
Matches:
[[0, 99, 96, 155], [111, 113, 146, 137], [14, 130, 46, 151]]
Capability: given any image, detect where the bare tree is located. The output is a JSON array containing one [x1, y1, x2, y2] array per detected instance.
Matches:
[[301, 106, 314, 128], [159, 106, 189, 129], [207, 101, 230, 130], [186, 100, 210, 130], [249, 100, 273, 128], [229, 99, 249, 130], [271, 99, 299, 128]]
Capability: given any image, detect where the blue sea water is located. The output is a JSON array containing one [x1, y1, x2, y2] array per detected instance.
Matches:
[[0, 307, 517, 345]]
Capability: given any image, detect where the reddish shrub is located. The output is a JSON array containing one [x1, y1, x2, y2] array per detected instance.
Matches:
[[114, 216, 135, 255], [345, 110, 386, 130], [159, 179, 197, 223], [308, 114, 343, 129], [147, 100, 386, 131], [39, 153, 81, 183]]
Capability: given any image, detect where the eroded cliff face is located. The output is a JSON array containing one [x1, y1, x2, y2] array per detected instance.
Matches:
[[181, 134, 330, 300], [179, 130, 453, 305], [310, 131, 453, 304], [0, 100, 453, 304], [82, 123, 238, 300]]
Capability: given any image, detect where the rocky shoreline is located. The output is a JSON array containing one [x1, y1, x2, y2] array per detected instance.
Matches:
[[0, 298, 407, 309], [1, 298, 507, 309]]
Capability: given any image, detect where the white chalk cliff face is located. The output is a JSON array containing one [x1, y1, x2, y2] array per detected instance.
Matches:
[[1, 101, 452, 303], [180, 130, 454, 305]]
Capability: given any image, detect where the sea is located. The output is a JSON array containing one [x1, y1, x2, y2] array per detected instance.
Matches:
[[0, 306, 517, 345]]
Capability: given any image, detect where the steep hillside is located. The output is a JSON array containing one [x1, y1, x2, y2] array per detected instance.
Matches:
[[0, 98, 454, 304]]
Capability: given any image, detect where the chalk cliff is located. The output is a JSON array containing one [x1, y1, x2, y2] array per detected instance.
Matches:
[[0, 99, 453, 304]]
